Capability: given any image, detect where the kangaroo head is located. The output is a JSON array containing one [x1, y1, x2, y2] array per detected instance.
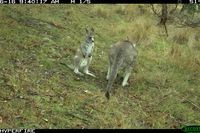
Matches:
[[85, 27, 94, 44]]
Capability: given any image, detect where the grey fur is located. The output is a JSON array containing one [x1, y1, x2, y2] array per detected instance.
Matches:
[[70, 27, 95, 77], [105, 40, 137, 99]]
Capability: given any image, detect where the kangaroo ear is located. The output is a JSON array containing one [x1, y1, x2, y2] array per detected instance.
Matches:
[[91, 27, 94, 33], [85, 28, 89, 34], [126, 36, 129, 41]]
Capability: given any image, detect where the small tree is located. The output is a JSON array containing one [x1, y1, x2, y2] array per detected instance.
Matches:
[[151, 4, 169, 36]]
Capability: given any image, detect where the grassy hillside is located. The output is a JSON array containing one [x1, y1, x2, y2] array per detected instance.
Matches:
[[0, 5, 200, 128]]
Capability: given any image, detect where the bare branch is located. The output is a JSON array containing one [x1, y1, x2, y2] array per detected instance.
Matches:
[[182, 98, 200, 111], [174, 14, 200, 28], [169, 4, 178, 14], [150, 4, 161, 17]]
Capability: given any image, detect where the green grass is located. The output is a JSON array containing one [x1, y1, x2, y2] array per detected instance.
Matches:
[[0, 5, 200, 129]]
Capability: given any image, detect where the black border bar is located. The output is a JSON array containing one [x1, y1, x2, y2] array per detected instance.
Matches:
[[59, 0, 190, 4], [1, 0, 192, 4], [78, 0, 189, 4], [34, 129, 184, 133]]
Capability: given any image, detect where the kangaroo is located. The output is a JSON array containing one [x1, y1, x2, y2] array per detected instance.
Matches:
[[105, 40, 137, 99], [68, 27, 96, 77]]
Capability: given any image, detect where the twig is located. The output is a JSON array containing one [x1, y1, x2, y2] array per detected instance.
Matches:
[[150, 4, 161, 17], [169, 4, 178, 14], [0, 95, 12, 101], [183, 99, 200, 111], [65, 111, 89, 124]]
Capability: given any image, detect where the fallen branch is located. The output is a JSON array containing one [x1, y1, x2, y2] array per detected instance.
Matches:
[[65, 111, 89, 124], [182, 98, 200, 111]]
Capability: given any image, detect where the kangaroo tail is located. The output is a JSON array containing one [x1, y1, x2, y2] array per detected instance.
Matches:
[[105, 51, 122, 100], [60, 62, 74, 70]]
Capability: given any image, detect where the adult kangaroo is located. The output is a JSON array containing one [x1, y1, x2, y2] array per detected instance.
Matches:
[[105, 40, 137, 99]]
